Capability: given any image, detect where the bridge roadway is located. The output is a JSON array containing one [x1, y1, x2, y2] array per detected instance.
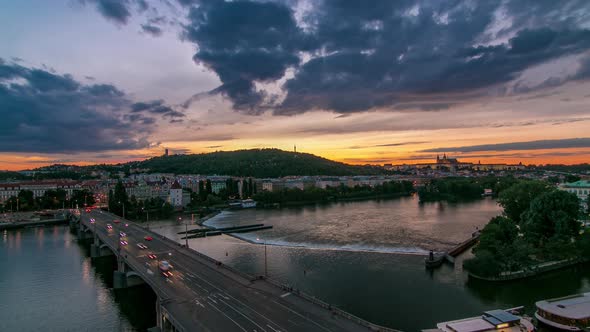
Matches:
[[82, 210, 389, 332]]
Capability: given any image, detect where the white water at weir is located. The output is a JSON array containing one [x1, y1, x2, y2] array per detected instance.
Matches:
[[203, 196, 501, 255]]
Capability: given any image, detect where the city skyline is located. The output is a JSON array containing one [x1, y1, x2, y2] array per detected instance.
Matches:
[[2, 0, 590, 171]]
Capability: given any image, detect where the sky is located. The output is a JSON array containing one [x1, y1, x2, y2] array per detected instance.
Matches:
[[1, 0, 590, 171]]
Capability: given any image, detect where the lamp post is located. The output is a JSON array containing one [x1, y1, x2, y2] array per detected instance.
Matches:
[[119, 201, 125, 219], [17, 198, 19, 212], [180, 217, 188, 248], [142, 207, 149, 229], [257, 237, 267, 278]]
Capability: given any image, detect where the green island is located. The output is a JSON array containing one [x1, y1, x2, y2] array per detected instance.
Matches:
[[417, 176, 519, 202], [464, 180, 590, 280], [252, 180, 415, 206]]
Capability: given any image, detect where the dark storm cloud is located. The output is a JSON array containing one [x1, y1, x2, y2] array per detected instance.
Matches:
[[82, 0, 132, 24], [81, 0, 156, 24], [142, 24, 163, 36], [141, 16, 168, 37], [181, 0, 590, 114], [183, 0, 314, 112], [131, 99, 185, 118], [421, 138, 590, 153], [0, 59, 164, 153]]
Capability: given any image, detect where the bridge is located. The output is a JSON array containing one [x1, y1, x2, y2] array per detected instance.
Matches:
[[70, 210, 397, 332]]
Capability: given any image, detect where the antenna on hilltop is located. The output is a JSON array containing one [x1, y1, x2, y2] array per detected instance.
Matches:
[[294, 144, 297, 153]]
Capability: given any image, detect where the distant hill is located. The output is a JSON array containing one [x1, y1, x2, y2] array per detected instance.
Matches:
[[126, 149, 386, 177]]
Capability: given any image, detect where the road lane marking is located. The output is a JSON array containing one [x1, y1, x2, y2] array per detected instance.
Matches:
[[280, 292, 291, 298], [216, 297, 268, 332], [266, 324, 281, 332], [272, 300, 332, 332], [208, 302, 248, 332], [187, 272, 286, 332], [194, 299, 205, 308]]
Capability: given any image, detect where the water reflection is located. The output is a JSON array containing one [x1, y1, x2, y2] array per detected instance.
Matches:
[[0, 226, 155, 332]]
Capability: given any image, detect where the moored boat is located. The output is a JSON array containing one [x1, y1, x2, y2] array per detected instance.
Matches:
[[424, 307, 535, 332], [535, 292, 590, 330]]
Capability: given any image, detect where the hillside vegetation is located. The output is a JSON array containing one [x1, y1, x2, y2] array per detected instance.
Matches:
[[128, 149, 386, 177]]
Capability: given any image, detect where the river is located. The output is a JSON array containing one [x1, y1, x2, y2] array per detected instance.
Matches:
[[1, 196, 589, 331], [0, 226, 155, 332]]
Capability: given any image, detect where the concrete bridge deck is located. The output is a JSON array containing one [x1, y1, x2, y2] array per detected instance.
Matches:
[[75, 210, 397, 332]]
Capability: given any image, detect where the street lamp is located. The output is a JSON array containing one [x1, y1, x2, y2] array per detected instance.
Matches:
[[142, 207, 149, 229], [256, 237, 267, 278], [118, 201, 125, 219], [179, 217, 188, 248], [17, 198, 19, 212]]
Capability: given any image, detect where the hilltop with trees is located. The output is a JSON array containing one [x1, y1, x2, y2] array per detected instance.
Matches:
[[125, 149, 387, 177]]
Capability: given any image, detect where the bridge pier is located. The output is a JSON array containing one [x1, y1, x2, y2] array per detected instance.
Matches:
[[76, 224, 94, 241], [69, 216, 79, 232], [113, 256, 146, 289], [90, 243, 114, 258], [113, 256, 128, 289]]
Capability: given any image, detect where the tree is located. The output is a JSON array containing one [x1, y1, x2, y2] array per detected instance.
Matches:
[[565, 174, 581, 183], [109, 180, 129, 217], [198, 180, 207, 201], [498, 181, 553, 224], [70, 189, 95, 207], [521, 190, 581, 250], [18, 190, 35, 211], [249, 178, 255, 195], [205, 179, 212, 195]]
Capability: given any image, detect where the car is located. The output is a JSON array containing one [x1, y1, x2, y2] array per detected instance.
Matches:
[[137, 243, 147, 249], [85, 208, 91, 213], [113, 219, 121, 224], [90, 218, 95, 224], [147, 253, 157, 259], [144, 236, 153, 241], [120, 240, 128, 246], [162, 271, 173, 277], [124, 223, 129, 227], [106, 224, 113, 230], [119, 231, 126, 237]]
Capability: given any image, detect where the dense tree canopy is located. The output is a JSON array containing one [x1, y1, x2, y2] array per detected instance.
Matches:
[[521, 190, 581, 249], [130, 149, 387, 177], [497, 180, 553, 224], [466, 181, 584, 277]]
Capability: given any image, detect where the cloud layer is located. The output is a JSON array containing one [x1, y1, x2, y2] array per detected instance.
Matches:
[[421, 138, 590, 153], [178, 0, 590, 114], [0, 59, 176, 153]]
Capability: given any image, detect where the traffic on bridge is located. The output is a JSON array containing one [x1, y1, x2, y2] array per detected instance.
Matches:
[[76, 209, 393, 332]]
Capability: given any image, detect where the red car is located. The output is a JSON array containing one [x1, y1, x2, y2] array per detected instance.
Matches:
[[144, 236, 153, 241], [113, 219, 121, 224]]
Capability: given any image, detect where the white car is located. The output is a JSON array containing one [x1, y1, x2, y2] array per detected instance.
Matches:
[[136, 243, 148, 249]]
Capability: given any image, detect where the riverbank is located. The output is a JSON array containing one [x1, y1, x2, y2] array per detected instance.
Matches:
[[469, 257, 590, 281], [256, 191, 413, 208], [0, 217, 69, 231]]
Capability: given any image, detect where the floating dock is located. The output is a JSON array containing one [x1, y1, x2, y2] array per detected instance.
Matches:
[[180, 223, 272, 239], [425, 231, 481, 268]]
